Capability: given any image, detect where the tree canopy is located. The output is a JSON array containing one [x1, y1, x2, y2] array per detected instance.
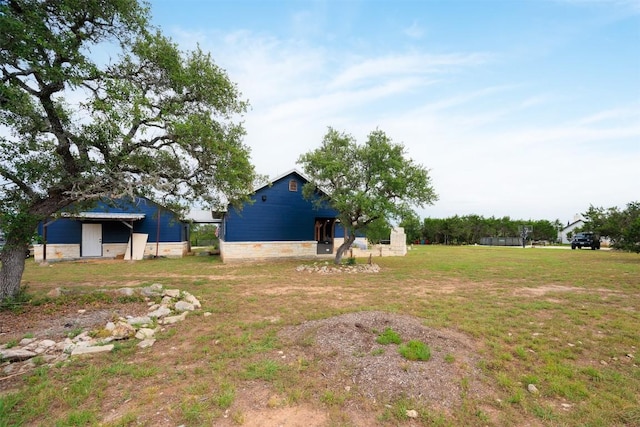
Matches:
[[298, 127, 437, 263], [420, 216, 559, 245], [583, 202, 640, 253], [0, 0, 257, 299]]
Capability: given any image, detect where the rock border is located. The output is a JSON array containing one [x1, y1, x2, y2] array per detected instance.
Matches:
[[0, 284, 201, 378], [296, 262, 381, 274]]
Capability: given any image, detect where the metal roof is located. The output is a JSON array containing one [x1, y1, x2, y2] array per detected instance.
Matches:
[[61, 212, 146, 221]]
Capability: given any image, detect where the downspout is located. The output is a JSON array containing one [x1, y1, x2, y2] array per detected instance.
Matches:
[[129, 221, 133, 260], [42, 219, 47, 262], [155, 206, 161, 258]]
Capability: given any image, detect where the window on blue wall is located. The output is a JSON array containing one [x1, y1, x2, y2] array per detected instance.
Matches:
[[288, 179, 298, 192]]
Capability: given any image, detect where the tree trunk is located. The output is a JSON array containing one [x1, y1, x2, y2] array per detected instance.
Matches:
[[0, 244, 28, 300], [334, 232, 356, 265]]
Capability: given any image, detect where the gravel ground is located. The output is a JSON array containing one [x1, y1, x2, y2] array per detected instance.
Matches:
[[279, 311, 490, 409]]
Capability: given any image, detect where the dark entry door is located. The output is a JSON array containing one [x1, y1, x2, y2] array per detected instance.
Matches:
[[315, 218, 335, 254]]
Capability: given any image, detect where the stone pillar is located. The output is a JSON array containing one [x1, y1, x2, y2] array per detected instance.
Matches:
[[390, 227, 407, 256]]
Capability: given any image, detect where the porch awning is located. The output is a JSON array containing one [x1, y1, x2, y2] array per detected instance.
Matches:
[[61, 212, 146, 221]]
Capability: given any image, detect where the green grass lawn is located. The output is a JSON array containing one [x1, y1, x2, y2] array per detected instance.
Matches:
[[2, 245, 639, 426]]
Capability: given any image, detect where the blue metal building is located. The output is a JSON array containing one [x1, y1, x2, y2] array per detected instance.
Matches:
[[36, 197, 189, 260], [220, 170, 345, 260]]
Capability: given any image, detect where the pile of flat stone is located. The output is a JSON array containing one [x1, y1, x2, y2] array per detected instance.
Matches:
[[0, 283, 201, 377], [296, 262, 381, 274]]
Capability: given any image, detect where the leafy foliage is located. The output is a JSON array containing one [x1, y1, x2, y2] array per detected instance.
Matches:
[[298, 127, 437, 263], [583, 202, 640, 253], [420, 216, 559, 245], [0, 0, 257, 298]]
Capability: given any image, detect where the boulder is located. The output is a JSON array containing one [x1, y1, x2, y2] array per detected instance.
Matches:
[[0, 348, 37, 362], [174, 301, 195, 312]]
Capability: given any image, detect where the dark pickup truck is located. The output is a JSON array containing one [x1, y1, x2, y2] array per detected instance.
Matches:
[[571, 232, 601, 250]]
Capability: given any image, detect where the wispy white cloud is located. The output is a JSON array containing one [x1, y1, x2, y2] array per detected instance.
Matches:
[[328, 52, 491, 89], [403, 21, 425, 39]]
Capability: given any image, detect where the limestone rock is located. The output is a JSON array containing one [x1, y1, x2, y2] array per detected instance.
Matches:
[[164, 289, 181, 298], [148, 306, 171, 318], [183, 293, 201, 308], [1, 348, 37, 362], [71, 344, 114, 356], [527, 384, 539, 394], [174, 301, 195, 312], [135, 328, 156, 340], [111, 322, 136, 340], [118, 287, 135, 296], [161, 311, 188, 325], [127, 316, 152, 326], [141, 283, 163, 296], [19, 338, 36, 346], [137, 339, 156, 349]]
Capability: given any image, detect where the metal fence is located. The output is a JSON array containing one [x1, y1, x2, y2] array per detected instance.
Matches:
[[480, 237, 522, 246]]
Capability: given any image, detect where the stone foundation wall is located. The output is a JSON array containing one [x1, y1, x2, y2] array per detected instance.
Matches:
[[343, 227, 407, 259], [220, 240, 333, 263], [220, 230, 408, 263], [32, 244, 80, 261], [33, 242, 187, 262]]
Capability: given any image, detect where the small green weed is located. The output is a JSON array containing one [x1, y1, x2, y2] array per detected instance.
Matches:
[[66, 328, 84, 339], [531, 404, 555, 420], [320, 390, 347, 406], [212, 383, 235, 409], [3, 339, 18, 349], [376, 327, 402, 345], [54, 410, 97, 426], [399, 340, 431, 361], [371, 348, 385, 356], [242, 360, 281, 381]]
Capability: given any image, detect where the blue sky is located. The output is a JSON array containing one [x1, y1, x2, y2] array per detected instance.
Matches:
[[149, 0, 639, 222]]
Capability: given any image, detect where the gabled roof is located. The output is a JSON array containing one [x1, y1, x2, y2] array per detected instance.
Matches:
[[253, 169, 310, 193], [561, 219, 584, 232], [254, 169, 331, 198]]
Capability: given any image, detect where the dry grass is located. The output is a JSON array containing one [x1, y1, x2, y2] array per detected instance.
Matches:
[[1, 245, 639, 426]]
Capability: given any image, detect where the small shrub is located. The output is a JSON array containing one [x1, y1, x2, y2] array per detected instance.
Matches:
[[376, 328, 402, 345], [398, 340, 431, 361]]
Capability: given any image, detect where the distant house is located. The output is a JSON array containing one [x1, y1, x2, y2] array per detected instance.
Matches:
[[218, 170, 346, 262], [34, 197, 189, 261], [558, 217, 585, 244]]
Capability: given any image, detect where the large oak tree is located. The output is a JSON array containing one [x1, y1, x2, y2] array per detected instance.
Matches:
[[298, 127, 437, 264], [0, 0, 257, 299]]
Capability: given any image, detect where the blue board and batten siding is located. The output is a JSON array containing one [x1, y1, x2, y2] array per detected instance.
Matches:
[[223, 172, 342, 242], [39, 198, 187, 244]]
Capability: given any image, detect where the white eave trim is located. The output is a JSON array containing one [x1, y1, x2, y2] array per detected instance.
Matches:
[[61, 212, 146, 221]]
